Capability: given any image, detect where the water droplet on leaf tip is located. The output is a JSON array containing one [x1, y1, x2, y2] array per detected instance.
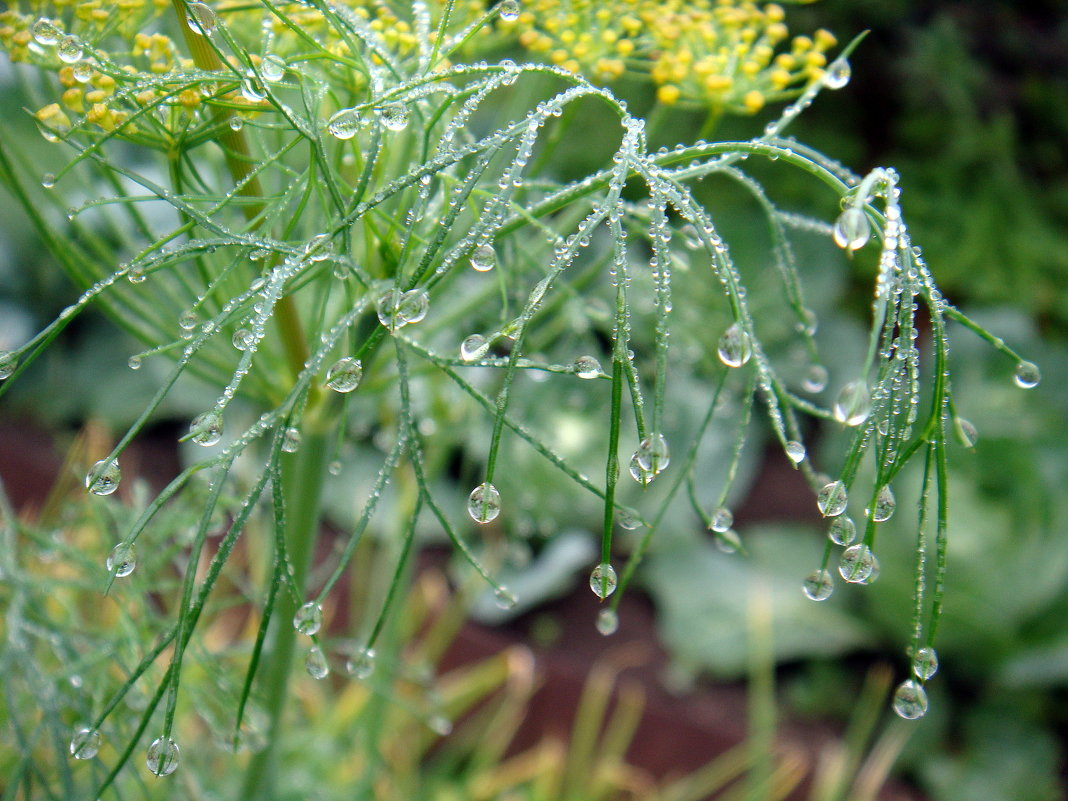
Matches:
[[832, 207, 869, 251], [498, 0, 520, 21], [871, 485, 896, 522], [293, 602, 323, 636], [589, 562, 617, 599], [189, 411, 223, 447], [785, 440, 806, 464], [823, 58, 851, 90], [596, 608, 619, 635], [86, 459, 121, 495], [57, 35, 83, 64], [70, 727, 101, 759], [127, 355, 142, 370], [912, 646, 939, 680], [304, 645, 329, 679], [328, 108, 360, 140], [714, 529, 742, 554], [1013, 360, 1040, 389], [460, 334, 489, 362], [709, 507, 733, 533], [833, 380, 871, 426], [469, 243, 496, 272], [467, 482, 501, 523], [106, 542, 136, 577], [146, 736, 180, 776], [817, 480, 848, 517], [325, 357, 363, 392], [635, 434, 670, 475], [41, 173, 56, 188], [828, 515, 856, 546], [185, 2, 217, 35], [802, 364, 828, 393], [574, 355, 602, 379], [802, 568, 834, 601], [892, 679, 928, 719], [717, 323, 752, 368], [282, 426, 302, 453], [32, 19, 62, 46], [838, 543, 876, 583]]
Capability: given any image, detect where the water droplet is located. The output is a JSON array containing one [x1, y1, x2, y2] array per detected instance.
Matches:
[[871, 485, 895, 522], [833, 380, 871, 426], [232, 328, 253, 350], [802, 569, 834, 601], [785, 440, 806, 464], [293, 602, 323, 636], [460, 334, 489, 362], [106, 542, 136, 577], [892, 679, 928, 719], [70, 726, 101, 759], [379, 102, 409, 132], [912, 646, 939, 680], [146, 736, 180, 776], [833, 207, 870, 251], [574, 355, 602, 379], [185, 2, 217, 34], [498, 0, 520, 21], [817, 480, 848, 517], [282, 426, 302, 453], [305, 233, 334, 262], [189, 411, 223, 447], [1013, 360, 1040, 389], [328, 460, 342, 476], [178, 309, 197, 332], [953, 417, 978, 448], [823, 58, 851, 90], [617, 509, 641, 530], [828, 515, 856, 546], [469, 243, 496, 272], [72, 61, 93, 82], [628, 452, 655, 486], [304, 645, 329, 679], [128, 265, 146, 283], [493, 586, 517, 609], [32, 19, 62, 46], [261, 54, 286, 82], [41, 172, 56, 188], [397, 289, 429, 324], [240, 74, 266, 102], [838, 543, 876, 583], [717, 323, 752, 368], [229, 115, 244, 131], [327, 108, 360, 140], [468, 482, 501, 523], [86, 459, 121, 495], [0, 350, 18, 380], [802, 364, 828, 393], [709, 507, 733, 533], [57, 35, 83, 64], [635, 434, 670, 475], [325, 357, 363, 392], [127, 354, 142, 370], [596, 608, 618, 635], [345, 647, 376, 679], [589, 562, 618, 599], [714, 529, 742, 554]]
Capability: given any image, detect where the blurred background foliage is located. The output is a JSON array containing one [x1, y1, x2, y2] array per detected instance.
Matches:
[[1, 2, 1066, 801]]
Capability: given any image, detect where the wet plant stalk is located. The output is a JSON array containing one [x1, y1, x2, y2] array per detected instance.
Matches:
[[241, 430, 329, 799]]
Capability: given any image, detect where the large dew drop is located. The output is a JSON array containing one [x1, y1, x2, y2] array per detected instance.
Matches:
[[70, 727, 101, 760], [832, 207, 870, 251], [833, 380, 871, 426], [185, 2, 217, 34], [0, 350, 18, 380], [628, 453, 655, 486], [822, 58, 851, 89], [325, 357, 363, 393], [912, 646, 939, 680], [189, 411, 223, 447], [293, 602, 323, 636], [460, 334, 489, 362], [717, 323, 752, 368], [498, 0, 520, 21], [86, 459, 121, 496], [56, 35, 83, 64], [709, 507, 733, 533], [635, 434, 670, 475], [574, 355, 602, 379], [107, 542, 136, 577], [828, 515, 856, 546], [802, 569, 834, 601], [891, 679, 928, 720], [469, 244, 496, 272], [1013, 360, 1040, 389], [146, 736, 180, 777], [282, 426, 302, 453], [468, 482, 501, 523], [493, 587, 517, 610], [596, 608, 619, 636], [817, 480, 848, 517], [785, 440, 806, 464], [871, 485, 896, 522], [32, 19, 63, 46], [305, 645, 329, 679], [838, 543, 876, 583], [261, 54, 287, 83], [327, 108, 360, 140], [379, 102, 409, 131], [589, 562, 618, 599], [345, 647, 376, 679]]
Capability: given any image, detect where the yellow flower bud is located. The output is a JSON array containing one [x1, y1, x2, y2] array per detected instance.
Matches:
[[743, 90, 765, 112], [657, 84, 681, 105]]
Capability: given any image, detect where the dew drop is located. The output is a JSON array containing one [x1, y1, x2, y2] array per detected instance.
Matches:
[[57, 35, 83, 64], [460, 334, 489, 362], [823, 58, 851, 90], [41, 172, 56, 189], [953, 417, 978, 449], [617, 509, 641, 530], [596, 608, 619, 636], [1013, 360, 1040, 389], [32, 19, 62, 46], [282, 426, 302, 453], [72, 61, 93, 83], [498, 0, 520, 21], [802, 364, 828, 393], [717, 323, 752, 368], [379, 102, 409, 131], [189, 411, 223, 447], [327, 108, 360, 140], [229, 115, 244, 131], [785, 440, 806, 464], [185, 2, 217, 35], [574, 355, 602, 379], [106, 542, 136, 577], [328, 460, 342, 476], [828, 515, 856, 546], [397, 289, 429, 324], [838, 543, 875, 583], [70, 727, 101, 759], [493, 586, 517, 610], [912, 646, 939, 680], [0, 350, 18, 380], [467, 482, 501, 523], [817, 480, 848, 517], [589, 562, 618, 599], [305, 645, 329, 679], [293, 602, 323, 636], [261, 54, 286, 82], [240, 74, 266, 102], [127, 265, 146, 283], [802, 568, 834, 601], [146, 736, 180, 776], [305, 233, 335, 262], [86, 459, 121, 496], [870, 485, 895, 522], [232, 328, 253, 350], [833, 207, 870, 251], [469, 243, 496, 272], [833, 380, 871, 426], [325, 357, 363, 392], [178, 309, 198, 332], [709, 506, 733, 533], [714, 529, 742, 554], [635, 433, 670, 475], [345, 647, 376, 679], [628, 452, 655, 486], [891, 679, 928, 720]]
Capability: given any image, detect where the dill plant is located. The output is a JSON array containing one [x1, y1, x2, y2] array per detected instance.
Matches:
[[0, 0, 1042, 794]]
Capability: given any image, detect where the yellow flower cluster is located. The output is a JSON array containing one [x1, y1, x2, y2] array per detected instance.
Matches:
[[504, 0, 838, 113]]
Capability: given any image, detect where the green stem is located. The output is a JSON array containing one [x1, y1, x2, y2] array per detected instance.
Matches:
[[240, 430, 330, 799]]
